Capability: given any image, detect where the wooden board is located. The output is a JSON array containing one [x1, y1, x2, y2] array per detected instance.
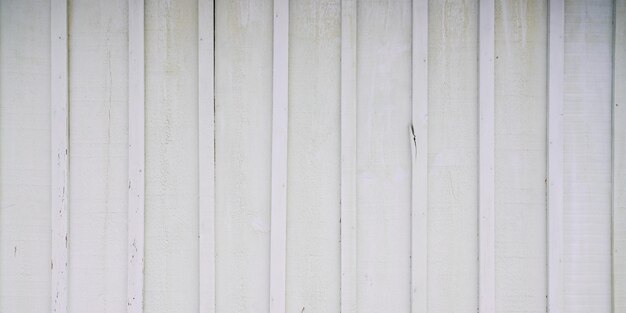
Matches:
[[68, 0, 128, 311], [143, 0, 199, 311], [286, 0, 341, 312], [51, 0, 69, 311], [356, 0, 412, 311], [0, 0, 52, 311], [563, 0, 613, 311], [214, 0, 273, 312], [427, 0, 479, 311], [494, 0, 547, 311]]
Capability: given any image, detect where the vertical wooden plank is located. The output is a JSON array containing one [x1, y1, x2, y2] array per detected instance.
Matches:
[[428, 1, 479, 310], [614, 0, 626, 310], [340, 0, 357, 312], [479, 0, 495, 311], [144, 0, 199, 310], [411, 0, 428, 311], [563, 0, 613, 311], [357, 1, 412, 311], [215, 0, 273, 311], [494, 1, 548, 311], [286, 0, 341, 312], [198, 0, 215, 312], [1, 0, 51, 311], [68, 0, 129, 311], [51, 0, 69, 312], [547, 0, 564, 311], [127, 0, 144, 312], [270, 0, 288, 312]]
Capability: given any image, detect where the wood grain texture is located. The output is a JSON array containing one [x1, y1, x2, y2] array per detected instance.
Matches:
[[563, 0, 613, 311], [494, 0, 547, 311], [356, 1, 412, 312], [340, 0, 358, 312], [0, 1, 52, 312], [548, 0, 564, 311], [286, 0, 341, 312], [613, 0, 625, 310], [411, 0, 428, 311], [51, 0, 69, 311], [427, 0, 479, 311], [144, 0, 199, 311], [198, 0, 215, 311], [214, 1, 273, 312], [127, 0, 144, 311], [68, 0, 128, 311]]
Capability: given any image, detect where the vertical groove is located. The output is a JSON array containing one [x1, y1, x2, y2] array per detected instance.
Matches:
[[51, 0, 69, 312], [198, 0, 215, 312], [269, 0, 288, 312], [340, 0, 357, 312], [478, 0, 495, 311], [127, 0, 145, 312], [411, 0, 428, 311], [612, 0, 625, 311], [547, 0, 564, 312]]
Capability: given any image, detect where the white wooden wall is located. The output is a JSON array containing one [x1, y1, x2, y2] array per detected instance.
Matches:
[[0, 0, 624, 312]]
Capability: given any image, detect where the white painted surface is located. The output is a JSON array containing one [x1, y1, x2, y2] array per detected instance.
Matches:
[[340, 0, 358, 312], [614, 0, 626, 310], [495, 0, 547, 312], [68, 0, 128, 312], [411, 0, 428, 311], [51, 0, 69, 312], [0, 1, 623, 312], [198, 0, 215, 312], [215, 0, 272, 312], [357, 1, 412, 312], [563, 0, 613, 311], [428, 0, 479, 311], [0, 1, 51, 312], [286, 1, 341, 313], [144, 0, 199, 312], [548, 0, 564, 312], [127, 0, 144, 312], [270, 1, 289, 312], [479, 0, 495, 310]]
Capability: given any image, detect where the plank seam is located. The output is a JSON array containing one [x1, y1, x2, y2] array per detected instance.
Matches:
[[411, 0, 428, 311], [547, 0, 564, 312], [127, 0, 145, 312], [478, 0, 496, 311], [51, 0, 69, 312], [340, 0, 358, 312]]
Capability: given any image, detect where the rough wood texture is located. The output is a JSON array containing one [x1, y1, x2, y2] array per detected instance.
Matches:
[[0, 1, 52, 312], [428, 0, 479, 311], [563, 0, 613, 311], [356, 1, 412, 312], [615, 0, 626, 311], [215, 0, 273, 312], [494, 0, 547, 311], [144, 0, 199, 311], [287, 0, 341, 312], [68, 0, 128, 311]]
